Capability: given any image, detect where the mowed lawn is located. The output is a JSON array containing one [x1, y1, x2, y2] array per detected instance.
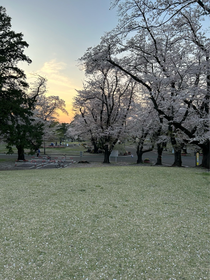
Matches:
[[0, 166, 209, 280]]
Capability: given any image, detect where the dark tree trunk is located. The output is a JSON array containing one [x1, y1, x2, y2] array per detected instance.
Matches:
[[91, 138, 99, 153], [17, 145, 25, 161], [170, 133, 182, 167], [137, 148, 144, 163], [155, 143, 163, 165], [103, 145, 111, 163], [136, 142, 154, 164], [201, 140, 210, 169], [93, 143, 99, 153], [172, 148, 182, 167]]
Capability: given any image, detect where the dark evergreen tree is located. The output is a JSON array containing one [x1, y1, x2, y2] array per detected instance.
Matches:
[[56, 123, 69, 144], [0, 6, 43, 160], [0, 5, 31, 128]]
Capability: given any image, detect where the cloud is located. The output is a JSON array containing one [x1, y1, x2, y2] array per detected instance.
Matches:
[[41, 59, 66, 73], [39, 59, 76, 90]]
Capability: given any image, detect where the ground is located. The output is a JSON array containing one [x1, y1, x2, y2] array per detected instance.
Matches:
[[0, 154, 132, 171], [1, 165, 209, 279]]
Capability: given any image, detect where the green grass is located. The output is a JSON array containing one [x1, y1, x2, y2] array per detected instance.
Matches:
[[0, 158, 15, 162], [0, 166, 209, 279], [0, 142, 87, 156], [0, 143, 8, 153], [44, 145, 86, 156]]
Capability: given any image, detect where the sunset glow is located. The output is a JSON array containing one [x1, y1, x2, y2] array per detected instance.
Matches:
[[25, 59, 82, 123], [37, 59, 81, 123], [1, 0, 118, 123]]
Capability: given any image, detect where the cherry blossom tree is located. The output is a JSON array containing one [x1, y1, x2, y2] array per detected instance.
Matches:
[[126, 96, 170, 164], [35, 94, 68, 153], [126, 100, 155, 164], [111, 0, 210, 27], [80, 0, 210, 168], [66, 114, 89, 143], [74, 66, 136, 163]]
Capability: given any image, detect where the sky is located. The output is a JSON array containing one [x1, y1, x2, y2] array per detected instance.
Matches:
[[1, 0, 118, 123], [2, 1, 209, 123]]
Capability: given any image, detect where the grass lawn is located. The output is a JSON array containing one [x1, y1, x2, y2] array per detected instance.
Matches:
[[0, 159, 15, 162], [0, 166, 209, 279], [44, 145, 86, 156], [0, 142, 87, 157]]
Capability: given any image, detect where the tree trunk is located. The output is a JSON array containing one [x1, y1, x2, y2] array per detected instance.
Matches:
[[103, 145, 111, 163], [137, 149, 144, 163], [172, 147, 182, 167], [93, 143, 99, 153], [17, 145, 25, 161], [155, 143, 163, 165], [170, 133, 182, 167], [201, 140, 210, 169], [136, 144, 153, 164], [91, 138, 99, 153], [136, 141, 144, 163]]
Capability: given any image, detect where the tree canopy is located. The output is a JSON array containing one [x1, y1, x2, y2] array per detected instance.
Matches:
[[73, 66, 136, 162], [0, 6, 32, 132], [78, 0, 210, 167], [0, 7, 44, 160]]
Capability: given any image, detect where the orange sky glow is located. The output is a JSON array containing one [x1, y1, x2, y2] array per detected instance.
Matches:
[[58, 103, 74, 124], [26, 59, 83, 124]]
